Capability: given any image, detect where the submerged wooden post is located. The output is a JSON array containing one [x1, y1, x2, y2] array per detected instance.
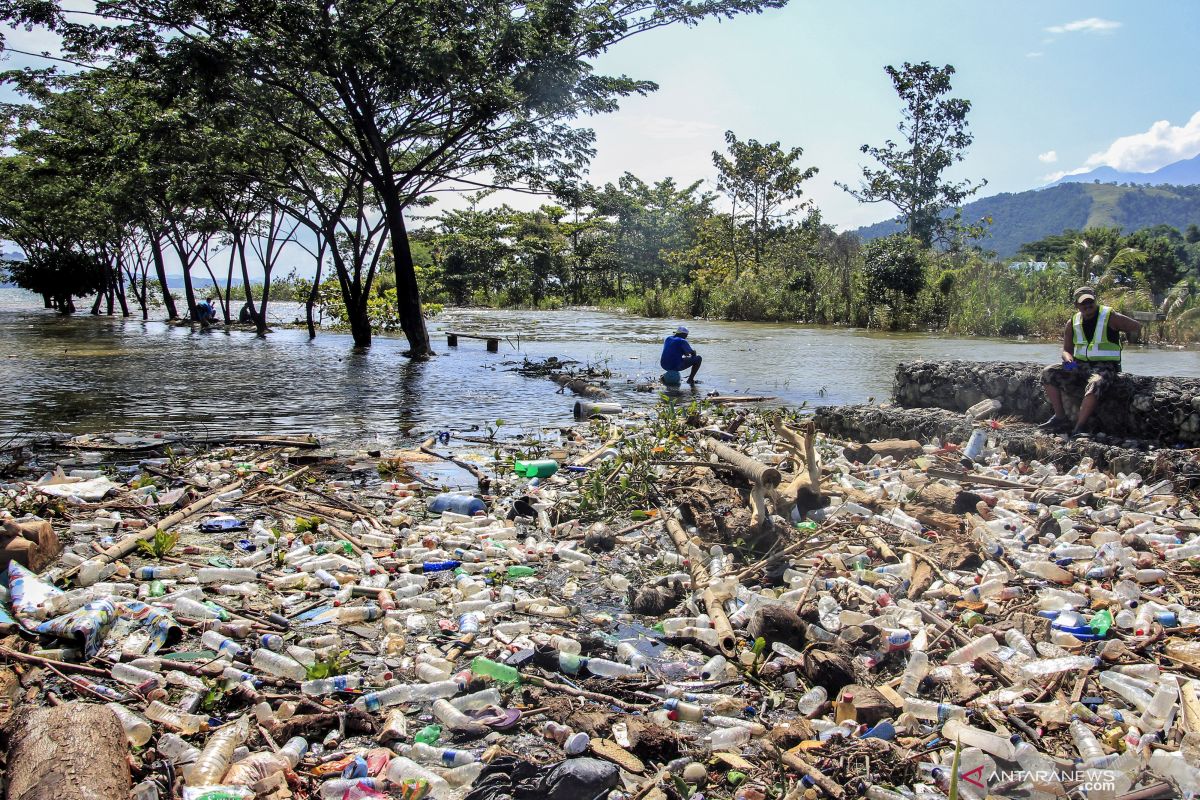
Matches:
[[446, 333, 458, 347], [486, 337, 498, 352]]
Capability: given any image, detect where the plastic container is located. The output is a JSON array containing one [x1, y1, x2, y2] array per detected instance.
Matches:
[[796, 686, 827, 716], [898, 650, 929, 696], [513, 459, 559, 478], [197, 567, 257, 584], [106, 702, 152, 746], [427, 494, 486, 516], [470, 657, 521, 685], [943, 718, 1015, 761], [184, 716, 249, 786], [945, 633, 998, 665], [384, 756, 451, 799], [301, 674, 363, 696], [251, 649, 308, 682], [965, 398, 1002, 420]]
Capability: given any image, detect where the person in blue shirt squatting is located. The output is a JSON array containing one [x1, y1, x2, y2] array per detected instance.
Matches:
[[660, 325, 702, 385], [1039, 286, 1141, 440]]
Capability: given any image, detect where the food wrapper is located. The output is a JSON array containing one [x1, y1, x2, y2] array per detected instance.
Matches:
[[116, 599, 183, 654], [35, 598, 117, 657], [6, 561, 64, 629]]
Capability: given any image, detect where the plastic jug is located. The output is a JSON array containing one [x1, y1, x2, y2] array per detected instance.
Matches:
[[427, 494, 486, 516], [513, 459, 558, 478]]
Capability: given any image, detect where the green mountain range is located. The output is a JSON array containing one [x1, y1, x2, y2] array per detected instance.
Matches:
[[854, 182, 1200, 257]]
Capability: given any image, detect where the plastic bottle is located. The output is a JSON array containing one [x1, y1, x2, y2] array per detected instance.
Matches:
[[353, 681, 459, 712], [943, 718, 1015, 761], [451, 688, 503, 711], [201, 630, 246, 658], [301, 675, 363, 696], [962, 429, 988, 461], [513, 459, 559, 478], [112, 662, 166, 690], [197, 567, 257, 584], [1139, 679, 1178, 729], [1018, 655, 1100, 682], [427, 494, 486, 516], [251, 649, 308, 682], [432, 698, 481, 732], [1098, 672, 1154, 711], [1070, 719, 1108, 765], [902, 698, 967, 722], [384, 756, 451, 799], [145, 700, 205, 734], [898, 650, 929, 696], [157, 732, 202, 765], [664, 698, 706, 722], [318, 778, 387, 799], [171, 596, 223, 620], [700, 654, 728, 680], [586, 658, 638, 678], [106, 702, 152, 746], [966, 398, 1002, 420], [796, 686, 827, 716], [946, 634, 999, 665], [707, 726, 751, 750], [470, 657, 521, 685], [185, 716, 250, 786], [403, 741, 477, 767]]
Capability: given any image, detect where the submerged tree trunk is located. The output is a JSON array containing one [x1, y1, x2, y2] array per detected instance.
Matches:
[[151, 235, 178, 320], [382, 200, 432, 358]]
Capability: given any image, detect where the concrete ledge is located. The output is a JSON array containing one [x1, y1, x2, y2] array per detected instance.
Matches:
[[892, 359, 1200, 445]]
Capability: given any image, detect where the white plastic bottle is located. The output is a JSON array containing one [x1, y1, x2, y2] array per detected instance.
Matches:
[[945, 634, 998, 665], [106, 703, 152, 746], [384, 755, 451, 798], [251, 649, 308, 682]]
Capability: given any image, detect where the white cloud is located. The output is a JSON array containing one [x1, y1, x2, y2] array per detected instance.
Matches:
[[1045, 17, 1122, 35], [1037, 150, 1058, 163], [1082, 111, 1200, 172], [1025, 51, 1043, 59]]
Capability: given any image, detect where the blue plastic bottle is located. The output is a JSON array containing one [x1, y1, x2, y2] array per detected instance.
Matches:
[[427, 493, 486, 516]]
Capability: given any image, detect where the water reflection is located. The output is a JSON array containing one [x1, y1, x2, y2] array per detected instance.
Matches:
[[1, 294, 1198, 447]]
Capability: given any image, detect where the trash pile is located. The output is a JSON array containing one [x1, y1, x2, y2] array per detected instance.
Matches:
[[1, 402, 1199, 800]]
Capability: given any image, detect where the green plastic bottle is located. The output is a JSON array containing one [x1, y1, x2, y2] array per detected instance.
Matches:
[[513, 459, 558, 478], [414, 724, 442, 745], [1089, 609, 1114, 637], [470, 656, 521, 685], [506, 565, 536, 578]]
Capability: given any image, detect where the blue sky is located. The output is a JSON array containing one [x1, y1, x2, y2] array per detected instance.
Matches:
[[577, 1, 1200, 229], [3, 1, 1200, 243]]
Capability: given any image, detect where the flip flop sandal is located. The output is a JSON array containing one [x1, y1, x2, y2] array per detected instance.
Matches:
[[468, 705, 522, 730]]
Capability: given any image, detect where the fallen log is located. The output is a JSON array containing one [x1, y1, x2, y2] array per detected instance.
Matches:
[[842, 438, 923, 463], [3, 702, 132, 800], [771, 417, 825, 519], [701, 438, 781, 488]]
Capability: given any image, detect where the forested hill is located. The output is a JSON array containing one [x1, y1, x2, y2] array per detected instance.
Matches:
[[854, 183, 1200, 256]]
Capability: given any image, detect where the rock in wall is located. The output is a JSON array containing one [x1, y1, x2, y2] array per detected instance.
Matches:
[[892, 360, 1200, 445]]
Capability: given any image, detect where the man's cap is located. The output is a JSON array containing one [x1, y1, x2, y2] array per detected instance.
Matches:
[[675, 325, 689, 336], [1073, 286, 1097, 304]]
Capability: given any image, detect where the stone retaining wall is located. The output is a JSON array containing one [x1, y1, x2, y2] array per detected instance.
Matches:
[[892, 360, 1200, 445]]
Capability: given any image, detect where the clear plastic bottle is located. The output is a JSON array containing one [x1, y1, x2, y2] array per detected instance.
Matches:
[[707, 726, 751, 750], [1004, 628, 1037, 658], [353, 681, 459, 712], [171, 596, 222, 620], [300, 674, 363, 696], [902, 698, 967, 722], [200, 630, 246, 658], [946, 634, 999, 665], [402, 741, 477, 767], [942, 718, 1015, 761], [796, 686, 827, 716], [1139, 679, 1178, 729], [106, 703, 152, 746], [898, 650, 929, 696], [111, 662, 166, 690], [700, 654, 727, 680], [251, 649, 308, 682], [1018, 655, 1100, 682], [586, 658, 638, 678], [157, 732, 201, 765], [197, 567, 257, 584], [451, 688, 502, 711], [384, 756, 451, 799], [145, 700, 205, 735], [1069, 719, 1108, 765], [185, 716, 249, 786], [319, 778, 387, 799], [1098, 672, 1154, 711]]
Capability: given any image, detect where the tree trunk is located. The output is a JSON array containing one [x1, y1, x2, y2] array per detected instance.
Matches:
[[306, 246, 325, 340], [348, 297, 372, 347], [2, 702, 132, 800], [151, 235, 177, 320], [383, 200, 433, 358], [90, 294, 103, 315]]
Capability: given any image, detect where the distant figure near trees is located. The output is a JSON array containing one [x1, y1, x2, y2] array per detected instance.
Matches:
[[195, 297, 218, 328]]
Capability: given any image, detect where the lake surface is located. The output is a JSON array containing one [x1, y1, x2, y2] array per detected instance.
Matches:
[[2, 288, 1198, 447]]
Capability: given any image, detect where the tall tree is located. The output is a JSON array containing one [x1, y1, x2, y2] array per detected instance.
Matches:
[[33, 0, 784, 355], [839, 62, 984, 248], [712, 131, 817, 273]]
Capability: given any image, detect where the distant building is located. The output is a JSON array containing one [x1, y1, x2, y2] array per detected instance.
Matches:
[[1007, 260, 1070, 272]]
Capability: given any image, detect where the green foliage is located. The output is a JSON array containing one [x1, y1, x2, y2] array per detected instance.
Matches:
[[840, 62, 985, 247], [305, 650, 352, 680], [294, 516, 322, 535], [136, 530, 180, 560]]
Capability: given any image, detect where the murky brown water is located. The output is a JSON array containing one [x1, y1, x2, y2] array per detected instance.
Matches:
[[2, 289, 1198, 446]]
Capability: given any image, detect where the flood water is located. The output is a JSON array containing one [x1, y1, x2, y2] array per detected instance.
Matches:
[[3, 289, 1199, 447]]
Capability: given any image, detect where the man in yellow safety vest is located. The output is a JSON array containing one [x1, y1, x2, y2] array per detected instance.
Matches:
[[1039, 286, 1141, 439]]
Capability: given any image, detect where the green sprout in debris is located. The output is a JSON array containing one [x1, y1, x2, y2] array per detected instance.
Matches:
[[485, 418, 505, 440], [294, 516, 322, 535], [136, 530, 179, 560], [305, 650, 352, 680]]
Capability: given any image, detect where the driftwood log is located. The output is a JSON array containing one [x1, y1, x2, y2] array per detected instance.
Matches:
[[842, 438, 923, 463], [771, 418, 826, 520], [3, 702, 132, 800]]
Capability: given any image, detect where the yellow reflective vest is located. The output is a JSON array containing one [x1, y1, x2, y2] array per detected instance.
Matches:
[[1072, 305, 1121, 362]]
